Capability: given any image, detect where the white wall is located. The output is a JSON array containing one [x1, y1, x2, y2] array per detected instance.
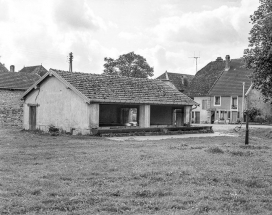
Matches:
[[23, 77, 92, 134], [192, 97, 210, 123]]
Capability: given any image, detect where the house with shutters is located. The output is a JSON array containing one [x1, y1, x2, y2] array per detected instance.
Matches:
[[156, 71, 194, 94], [21, 69, 197, 134], [187, 55, 252, 124]]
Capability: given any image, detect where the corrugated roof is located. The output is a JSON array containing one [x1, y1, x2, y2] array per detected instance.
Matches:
[[187, 60, 225, 97], [19, 65, 48, 77], [156, 71, 194, 92], [0, 72, 40, 90], [209, 59, 252, 96], [0, 62, 9, 73], [52, 69, 197, 105]]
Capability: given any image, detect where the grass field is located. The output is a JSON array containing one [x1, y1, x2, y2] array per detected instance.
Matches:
[[0, 127, 272, 215]]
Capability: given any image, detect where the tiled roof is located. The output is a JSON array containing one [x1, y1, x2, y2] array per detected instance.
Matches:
[[187, 58, 252, 97], [187, 60, 226, 97], [0, 72, 40, 90], [156, 72, 194, 92], [0, 62, 9, 73], [209, 59, 252, 96], [52, 69, 197, 105], [19, 65, 48, 77]]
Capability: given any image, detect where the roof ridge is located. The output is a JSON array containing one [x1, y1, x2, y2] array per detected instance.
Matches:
[[51, 68, 157, 81], [207, 69, 225, 95]]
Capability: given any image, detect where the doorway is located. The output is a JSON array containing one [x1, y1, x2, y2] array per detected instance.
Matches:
[[29, 106, 37, 130], [232, 111, 238, 123], [195, 111, 200, 124], [211, 111, 215, 124]]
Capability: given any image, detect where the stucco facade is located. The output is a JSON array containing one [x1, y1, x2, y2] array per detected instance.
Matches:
[[192, 96, 245, 124], [23, 77, 96, 134]]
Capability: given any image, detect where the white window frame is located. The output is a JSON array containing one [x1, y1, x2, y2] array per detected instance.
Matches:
[[230, 96, 238, 110], [214, 96, 221, 106]]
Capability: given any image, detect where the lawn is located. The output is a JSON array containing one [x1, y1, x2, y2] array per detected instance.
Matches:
[[0, 127, 272, 215]]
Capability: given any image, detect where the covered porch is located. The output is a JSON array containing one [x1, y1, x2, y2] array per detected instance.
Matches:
[[89, 103, 192, 129]]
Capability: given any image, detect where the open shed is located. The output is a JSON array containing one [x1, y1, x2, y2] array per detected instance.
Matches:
[[21, 69, 198, 135]]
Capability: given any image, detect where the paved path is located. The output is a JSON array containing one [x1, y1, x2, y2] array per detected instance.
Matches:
[[107, 124, 271, 141], [107, 132, 238, 141], [193, 123, 272, 132]]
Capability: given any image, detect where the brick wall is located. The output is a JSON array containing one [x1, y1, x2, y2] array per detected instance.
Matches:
[[0, 90, 24, 127]]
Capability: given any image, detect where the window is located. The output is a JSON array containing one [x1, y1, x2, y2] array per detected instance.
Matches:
[[192, 111, 195, 118], [202, 100, 207, 110], [227, 111, 230, 119], [231, 96, 238, 109], [214, 96, 221, 106]]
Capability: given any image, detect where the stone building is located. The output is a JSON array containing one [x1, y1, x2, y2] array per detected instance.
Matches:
[[21, 69, 197, 134], [0, 72, 40, 126]]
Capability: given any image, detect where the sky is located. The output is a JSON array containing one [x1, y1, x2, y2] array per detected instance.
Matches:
[[0, 0, 259, 77]]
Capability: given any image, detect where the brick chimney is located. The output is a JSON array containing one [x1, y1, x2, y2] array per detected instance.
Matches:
[[10, 65, 15, 72], [225, 55, 230, 71]]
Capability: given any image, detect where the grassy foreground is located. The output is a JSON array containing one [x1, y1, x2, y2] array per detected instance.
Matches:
[[0, 128, 272, 215]]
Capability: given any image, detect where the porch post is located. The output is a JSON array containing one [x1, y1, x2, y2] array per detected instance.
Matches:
[[139, 104, 150, 127], [89, 103, 99, 128], [183, 106, 191, 125]]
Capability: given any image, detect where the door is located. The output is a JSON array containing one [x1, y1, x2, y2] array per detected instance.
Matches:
[[211, 111, 215, 124], [195, 111, 200, 124], [176, 109, 183, 126], [29, 106, 37, 130], [232, 111, 238, 123]]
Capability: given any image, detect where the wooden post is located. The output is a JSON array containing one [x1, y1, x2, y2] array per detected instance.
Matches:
[[245, 111, 249, 145]]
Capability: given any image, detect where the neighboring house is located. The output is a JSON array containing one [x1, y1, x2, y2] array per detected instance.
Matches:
[[21, 69, 197, 134], [0, 72, 40, 126], [187, 55, 252, 124], [19, 65, 48, 77], [156, 71, 194, 93], [0, 62, 9, 73], [245, 84, 272, 122]]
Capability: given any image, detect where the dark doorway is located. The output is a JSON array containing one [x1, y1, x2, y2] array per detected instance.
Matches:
[[195, 111, 200, 124], [211, 111, 215, 124], [29, 106, 37, 130], [172, 109, 184, 126]]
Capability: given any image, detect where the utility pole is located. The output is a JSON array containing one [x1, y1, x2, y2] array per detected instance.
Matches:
[[189, 53, 200, 73], [69, 52, 73, 72]]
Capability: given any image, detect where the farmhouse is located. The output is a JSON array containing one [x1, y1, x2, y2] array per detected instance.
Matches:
[[21, 69, 197, 134], [187, 55, 252, 124]]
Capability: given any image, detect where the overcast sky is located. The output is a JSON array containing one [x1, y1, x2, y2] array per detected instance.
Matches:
[[0, 0, 259, 77]]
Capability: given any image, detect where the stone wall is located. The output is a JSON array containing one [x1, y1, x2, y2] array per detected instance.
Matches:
[[0, 90, 24, 127]]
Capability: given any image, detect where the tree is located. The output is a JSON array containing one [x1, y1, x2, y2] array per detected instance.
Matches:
[[244, 0, 272, 101], [103, 52, 154, 78]]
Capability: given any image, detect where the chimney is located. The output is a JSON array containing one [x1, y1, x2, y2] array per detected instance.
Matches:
[[162, 71, 178, 90], [10, 65, 15, 72], [225, 55, 230, 71], [69, 52, 73, 72]]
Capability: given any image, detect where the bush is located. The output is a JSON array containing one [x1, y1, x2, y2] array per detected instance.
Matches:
[[255, 116, 265, 124]]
